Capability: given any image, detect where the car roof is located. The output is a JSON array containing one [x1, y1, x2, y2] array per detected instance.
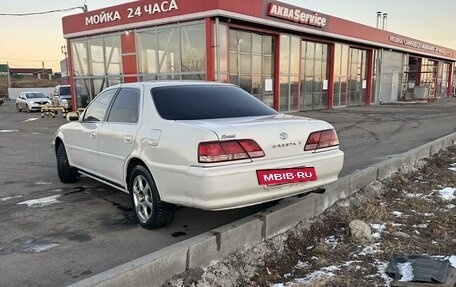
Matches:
[[109, 81, 236, 90]]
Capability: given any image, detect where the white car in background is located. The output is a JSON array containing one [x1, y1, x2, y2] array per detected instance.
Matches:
[[53, 81, 344, 229], [16, 91, 51, 112]]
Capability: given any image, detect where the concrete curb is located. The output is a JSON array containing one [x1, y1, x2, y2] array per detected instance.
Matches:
[[68, 133, 456, 287]]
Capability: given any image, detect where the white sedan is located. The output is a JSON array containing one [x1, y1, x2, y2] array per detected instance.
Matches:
[[16, 91, 51, 112], [53, 81, 344, 229]]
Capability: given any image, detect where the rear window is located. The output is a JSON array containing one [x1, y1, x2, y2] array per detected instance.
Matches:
[[151, 85, 277, 120], [59, 86, 71, 96]]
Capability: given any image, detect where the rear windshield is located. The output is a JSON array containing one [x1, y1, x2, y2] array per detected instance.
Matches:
[[151, 85, 277, 120], [59, 86, 71, 96]]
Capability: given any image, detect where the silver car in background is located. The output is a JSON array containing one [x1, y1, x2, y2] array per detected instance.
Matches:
[[16, 91, 51, 112], [52, 85, 72, 110]]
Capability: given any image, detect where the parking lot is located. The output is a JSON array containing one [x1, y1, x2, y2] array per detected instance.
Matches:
[[2, 97, 456, 286]]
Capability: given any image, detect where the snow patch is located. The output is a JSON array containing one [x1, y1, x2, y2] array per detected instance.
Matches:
[[22, 118, 39, 122], [295, 260, 309, 269], [373, 260, 393, 286], [17, 195, 61, 207], [398, 262, 414, 282], [392, 211, 404, 217], [370, 223, 386, 240], [0, 130, 19, 133], [358, 243, 382, 256], [323, 235, 339, 249], [405, 193, 423, 198], [438, 187, 455, 201], [35, 181, 52, 185], [28, 243, 60, 253], [295, 265, 340, 284], [449, 256, 456, 268], [0, 195, 24, 202], [412, 224, 428, 228]]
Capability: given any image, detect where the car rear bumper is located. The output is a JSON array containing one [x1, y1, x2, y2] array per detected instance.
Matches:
[[186, 149, 344, 210]]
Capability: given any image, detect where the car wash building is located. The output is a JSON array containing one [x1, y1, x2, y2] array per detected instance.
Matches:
[[62, 0, 456, 111]]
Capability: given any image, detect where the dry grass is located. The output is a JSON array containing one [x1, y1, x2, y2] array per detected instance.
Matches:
[[164, 147, 456, 287], [252, 146, 456, 286]]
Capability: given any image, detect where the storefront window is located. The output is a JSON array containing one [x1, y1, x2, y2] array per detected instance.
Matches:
[[137, 30, 158, 74], [104, 35, 121, 75], [137, 22, 206, 81], [279, 35, 300, 111], [217, 24, 228, 76], [158, 27, 180, 74], [333, 44, 367, 107], [181, 24, 206, 75], [71, 40, 89, 77], [88, 38, 105, 76], [300, 40, 329, 110], [71, 33, 123, 108], [229, 29, 275, 108]]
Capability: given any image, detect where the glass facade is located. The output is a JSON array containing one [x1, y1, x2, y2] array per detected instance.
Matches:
[[420, 58, 437, 97], [437, 62, 451, 98], [333, 44, 368, 107], [229, 29, 275, 108], [279, 35, 329, 111], [136, 22, 206, 81], [68, 15, 453, 111], [348, 48, 367, 105], [71, 34, 122, 108], [376, 50, 404, 103], [279, 35, 300, 111], [301, 41, 329, 110]]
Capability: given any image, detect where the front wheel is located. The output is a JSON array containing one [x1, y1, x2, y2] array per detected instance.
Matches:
[[16, 104, 22, 112], [56, 144, 80, 183], [129, 165, 174, 229], [26, 104, 31, 113]]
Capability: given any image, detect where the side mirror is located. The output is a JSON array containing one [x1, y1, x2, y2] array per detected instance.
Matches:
[[66, 112, 80, 122]]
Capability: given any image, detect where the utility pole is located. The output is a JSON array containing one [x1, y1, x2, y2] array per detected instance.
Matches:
[[7, 61, 11, 90], [42, 61, 45, 80], [61, 45, 69, 80]]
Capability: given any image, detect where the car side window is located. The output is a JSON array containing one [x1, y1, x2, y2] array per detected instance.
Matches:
[[82, 89, 117, 122], [107, 88, 140, 123]]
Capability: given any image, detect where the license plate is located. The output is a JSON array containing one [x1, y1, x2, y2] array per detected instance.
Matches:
[[256, 167, 317, 186]]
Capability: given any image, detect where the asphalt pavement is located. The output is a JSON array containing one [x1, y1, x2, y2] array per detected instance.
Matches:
[[1, 98, 456, 286]]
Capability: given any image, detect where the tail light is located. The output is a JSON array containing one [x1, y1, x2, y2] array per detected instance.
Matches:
[[198, 139, 265, 163], [304, 129, 339, 151]]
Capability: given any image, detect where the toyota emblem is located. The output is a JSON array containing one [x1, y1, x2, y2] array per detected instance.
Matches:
[[279, 132, 288, 140]]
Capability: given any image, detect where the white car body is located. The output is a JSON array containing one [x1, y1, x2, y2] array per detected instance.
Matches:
[[54, 81, 344, 228], [16, 91, 51, 112]]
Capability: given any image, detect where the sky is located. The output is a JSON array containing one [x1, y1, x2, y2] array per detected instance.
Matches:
[[0, 0, 455, 72]]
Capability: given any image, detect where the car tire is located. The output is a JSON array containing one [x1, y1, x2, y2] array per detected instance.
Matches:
[[56, 144, 80, 183], [26, 104, 31, 113], [16, 104, 21, 112], [129, 165, 175, 229]]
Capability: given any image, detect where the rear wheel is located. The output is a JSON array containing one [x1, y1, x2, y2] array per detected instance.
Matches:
[[129, 165, 174, 229], [56, 144, 80, 183]]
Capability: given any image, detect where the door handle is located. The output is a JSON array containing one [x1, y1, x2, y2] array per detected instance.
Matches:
[[90, 131, 96, 138], [123, 135, 133, 144]]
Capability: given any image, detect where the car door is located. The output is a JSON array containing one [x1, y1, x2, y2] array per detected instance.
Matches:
[[17, 94, 26, 109], [97, 87, 141, 186], [63, 88, 118, 175]]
